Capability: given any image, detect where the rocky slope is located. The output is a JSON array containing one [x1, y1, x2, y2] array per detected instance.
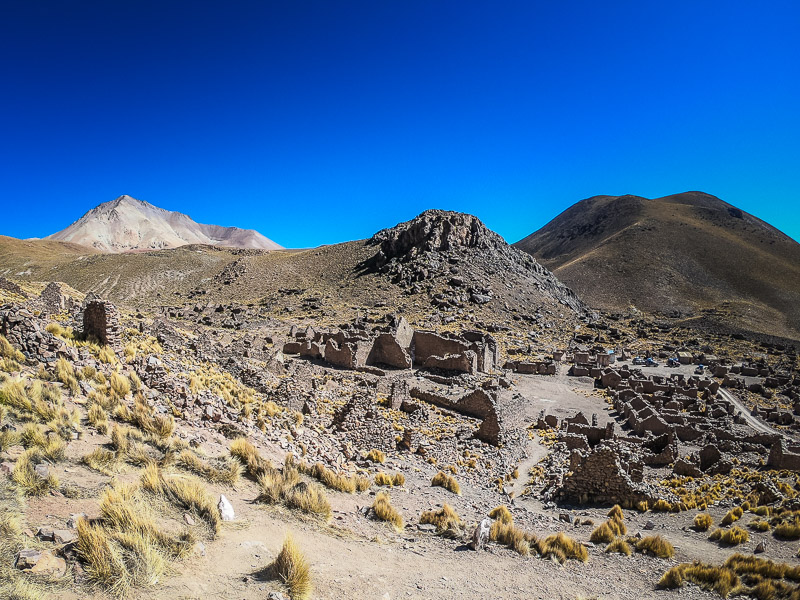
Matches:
[[46, 195, 282, 252], [515, 192, 800, 340]]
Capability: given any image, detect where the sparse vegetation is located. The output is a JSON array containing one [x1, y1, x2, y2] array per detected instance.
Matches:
[[372, 491, 404, 531], [605, 538, 632, 556], [538, 532, 588, 563], [636, 535, 675, 558], [419, 503, 463, 535], [268, 534, 312, 600], [365, 448, 386, 463], [693, 513, 713, 531], [489, 504, 513, 524], [709, 526, 749, 546], [431, 471, 461, 495]]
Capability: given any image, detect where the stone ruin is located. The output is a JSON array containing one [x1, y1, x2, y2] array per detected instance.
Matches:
[[37, 282, 74, 316], [409, 386, 504, 446], [0, 277, 27, 298], [283, 316, 498, 376], [82, 296, 123, 352], [0, 307, 75, 363], [555, 441, 664, 506]]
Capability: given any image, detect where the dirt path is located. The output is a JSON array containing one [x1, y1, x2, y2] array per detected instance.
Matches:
[[718, 388, 794, 440]]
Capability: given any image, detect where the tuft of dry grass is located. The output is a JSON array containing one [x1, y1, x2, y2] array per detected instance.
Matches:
[[256, 468, 332, 520], [636, 535, 674, 558], [431, 471, 461, 495], [490, 520, 536, 556], [748, 518, 770, 532], [82, 448, 119, 475], [489, 505, 513, 524], [720, 506, 744, 526], [659, 563, 739, 596], [11, 448, 59, 496], [365, 449, 386, 463], [589, 521, 616, 544], [372, 491, 404, 531], [230, 437, 274, 479], [109, 373, 131, 398], [140, 465, 222, 536], [269, 535, 312, 600], [419, 504, 463, 535], [693, 513, 713, 531], [607, 504, 625, 522], [651, 499, 672, 512], [709, 526, 749, 546], [772, 519, 800, 540], [605, 538, 632, 556], [0, 378, 31, 411], [374, 472, 393, 486], [538, 532, 588, 563], [175, 450, 243, 486]]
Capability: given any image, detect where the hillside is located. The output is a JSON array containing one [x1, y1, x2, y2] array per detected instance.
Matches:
[[0, 210, 586, 343], [45, 195, 282, 252], [515, 191, 800, 340]]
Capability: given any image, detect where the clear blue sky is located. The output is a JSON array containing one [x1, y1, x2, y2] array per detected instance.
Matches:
[[2, 1, 798, 247]]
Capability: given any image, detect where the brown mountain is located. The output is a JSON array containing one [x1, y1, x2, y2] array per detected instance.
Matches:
[[514, 191, 800, 340], [45, 195, 282, 252]]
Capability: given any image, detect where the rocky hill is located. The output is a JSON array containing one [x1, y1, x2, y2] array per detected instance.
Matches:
[[45, 195, 282, 252], [515, 192, 800, 340]]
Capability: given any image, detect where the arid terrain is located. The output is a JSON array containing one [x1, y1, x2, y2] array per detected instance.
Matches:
[[2, 205, 800, 600]]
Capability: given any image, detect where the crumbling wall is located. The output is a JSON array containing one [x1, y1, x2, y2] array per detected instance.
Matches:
[[83, 298, 122, 350]]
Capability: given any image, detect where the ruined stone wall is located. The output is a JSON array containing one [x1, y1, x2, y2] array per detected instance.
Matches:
[[82, 299, 123, 351]]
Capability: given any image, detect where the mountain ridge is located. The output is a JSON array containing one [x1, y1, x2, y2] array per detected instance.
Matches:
[[514, 191, 800, 339], [45, 195, 282, 253]]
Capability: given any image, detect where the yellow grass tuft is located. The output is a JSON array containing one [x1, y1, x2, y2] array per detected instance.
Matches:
[[374, 472, 393, 486], [230, 437, 274, 479], [269, 535, 312, 600], [365, 449, 386, 463], [651, 499, 672, 512], [537, 532, 588, 563], [607, 504, 625, 522], [490, 520, 536, 555], [489, 504, 513, 524], [256, 468, 332, 520], [709, 526, 749, 546], [372, 491, 404, 531], [589, 521, 616, 544], [636, 535, 674, 558], [693, 513, 713, 531], [175, 450, 243, 486], [82, 448, 119, 475], [605, 538, 632, 556], [720, 506, 744, 526], [109, 373, 131, 398], [140, 465, 222, 536], [419, 503, 463, 535], [431, 471, 461, 495], [659, 563, 739, 596], [11, 448, 59, 496]]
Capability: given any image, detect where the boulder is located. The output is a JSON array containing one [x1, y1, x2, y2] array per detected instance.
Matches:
[[218, 495, 235, 521], [15, 549, 67, 577]]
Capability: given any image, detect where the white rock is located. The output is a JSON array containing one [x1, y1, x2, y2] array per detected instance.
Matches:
[[218, 494, 235, 521]]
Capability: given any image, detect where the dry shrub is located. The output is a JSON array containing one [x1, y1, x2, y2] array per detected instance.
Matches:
[[20, 424, 47, 449], [709, 526, 749, 546], [659, 563, 739, 597], [365, 449, 386, 464], [256, 468, 332, 520], [140, 465, 221, 536], [721, 506, 744, 526], [605, 538, 632, 556], [419, 504, 463, 535], [431, 471, 461, 495], [0, 335, 25, 362], [0, 429, 20, 453], [748, 518, 771, 532], [11, 449, 59, 496], [490, 520, 536, 556], [773, 519, 800, 541], [636, 535, 675, 558], [109, 373, 131, 398], [230, 437, 274, 479], [374, 472, 393, 486], [607, 504, 625, 522], [82, 448, 119, 475], [176, 450, 243, 486], [0, 379, 31, 411], [537, 532, 588, 563], [392, 472, 405, 487], [269, 535, 312, 600], [88, 403, 109, 433], [309, 462, 357, 493], [693, 513, 713, 531], [489, 505, 513, 524], [651, 499, 672, 512], [589, 521, 616, 544], [372, 491, 404, 531]]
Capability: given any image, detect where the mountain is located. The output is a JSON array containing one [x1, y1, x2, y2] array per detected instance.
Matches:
[[45, 195, 282, 252], [514, 191, 800, 339]]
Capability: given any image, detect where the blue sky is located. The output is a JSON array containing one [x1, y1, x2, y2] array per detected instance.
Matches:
[[2, 1, 798, 247]]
